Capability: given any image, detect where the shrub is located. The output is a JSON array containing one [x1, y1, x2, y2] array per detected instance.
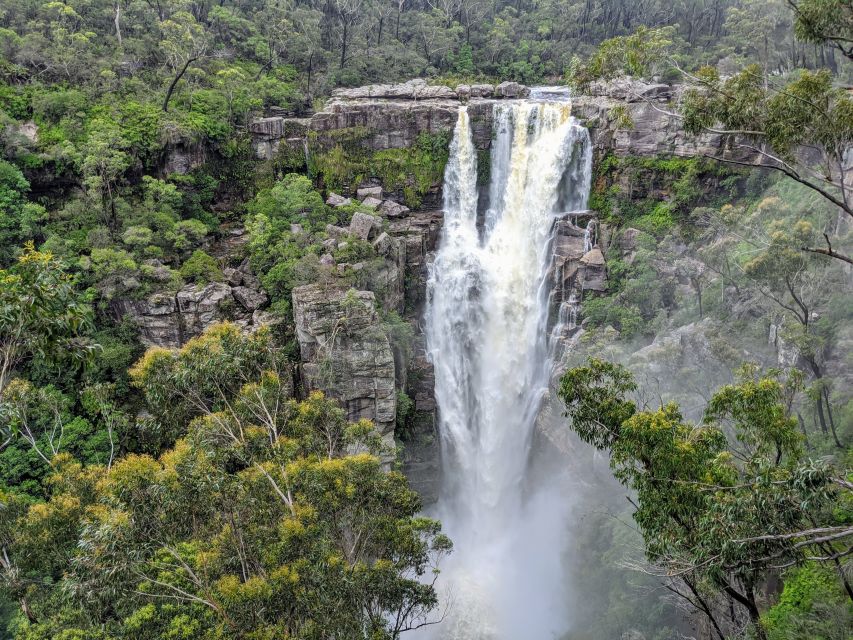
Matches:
[[179, 250, 222, 284]]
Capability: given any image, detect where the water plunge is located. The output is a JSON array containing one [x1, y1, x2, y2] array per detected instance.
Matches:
[[423, 99, 592, 638]]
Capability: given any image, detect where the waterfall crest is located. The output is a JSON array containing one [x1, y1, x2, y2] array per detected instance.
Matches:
[[424, 100, 592, 638]]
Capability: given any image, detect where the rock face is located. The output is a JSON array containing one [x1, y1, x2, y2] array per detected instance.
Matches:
[[399, 337, 440, 503], [292, 285, 397, 449], [331, 78, 457, 101], [111, 265, 271, 348], [365, 231, 406, 314], [388, 211, 443, 312], [248, 116, 309, 161], [570, 78, 759, 162], [547, 214, 607, 327], [251, 77, 757, 167], [162, 141, 207, 175]]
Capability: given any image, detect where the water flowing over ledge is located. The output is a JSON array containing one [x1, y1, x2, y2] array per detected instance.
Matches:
[[422, 99, 592, 639]]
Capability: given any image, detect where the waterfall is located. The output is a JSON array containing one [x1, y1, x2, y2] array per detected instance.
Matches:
[[583, 219, 595, 253], [423, 98, 592, 639]]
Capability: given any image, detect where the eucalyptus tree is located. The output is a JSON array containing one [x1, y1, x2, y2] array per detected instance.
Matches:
[[559, 358, 852, 640]]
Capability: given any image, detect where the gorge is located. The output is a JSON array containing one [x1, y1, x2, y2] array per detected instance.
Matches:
[[2, 3, 852, 637]]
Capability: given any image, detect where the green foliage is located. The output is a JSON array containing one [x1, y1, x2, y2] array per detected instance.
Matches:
[[129, 323, 284, 453], [179, 250, 222, 285], [791, 0, 853, 57], [395, 390, 415, 438], [310, 131, 451, 208], [0, 161, 46, 266], [568, 26, 675, 89], [247, 173, 330, 232], [559, 359, 851, 638], [763, 564, 852, 639], [682, 67, 853, 165], [0, 322, 451, 639], [0, 244, 95, 395]]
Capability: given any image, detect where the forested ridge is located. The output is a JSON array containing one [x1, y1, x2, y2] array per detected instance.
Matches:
[[0, 0, 851, 638]]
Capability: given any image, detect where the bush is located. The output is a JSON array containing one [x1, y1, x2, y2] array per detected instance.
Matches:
[[763, 564, 852, 640], [179, 250, 222, 284]]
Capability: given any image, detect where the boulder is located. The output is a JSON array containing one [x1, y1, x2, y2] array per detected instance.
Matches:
[[320, 253, 336, 266], [379, 200, 410, 218], [326, 192, 352, 207], [232, 286, 269, 311], [357, 186, 383, 199], [470, 84, 495, 98], [349, 211, 382, 241], [580, 248, 607, 291], [495, 81, 530, 98], [360, 196, 383, 210], [222, 267, 243, 287], [326, 224, 349, 240]]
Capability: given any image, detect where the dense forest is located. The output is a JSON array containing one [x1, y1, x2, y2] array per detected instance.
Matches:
[[0, 0, 851, 638]]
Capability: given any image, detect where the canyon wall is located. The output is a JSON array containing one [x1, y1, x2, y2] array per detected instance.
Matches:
[[119, 78, 762, 503]]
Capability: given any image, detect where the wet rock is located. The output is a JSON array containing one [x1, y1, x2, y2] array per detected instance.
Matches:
[[580, 249, 607, 291], [387, 211, 443, 311]]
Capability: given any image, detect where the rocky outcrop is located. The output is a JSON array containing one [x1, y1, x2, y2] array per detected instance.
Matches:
[[331, 78, 457, 100], [111, 263, 271, 348], [162, 142, 208, 175], [363, 230, 406, 314], [248, 117, 309, 162], [571, 78, 758, 162], [251, 77, 756, 167], [388, 211, 443, 312], [399, 336, 440, 503], [292, 285, 397, 449], [547, 213, 607, 343]]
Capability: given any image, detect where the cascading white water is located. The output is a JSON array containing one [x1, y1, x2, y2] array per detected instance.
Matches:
[[423, 98, 592, 639]]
